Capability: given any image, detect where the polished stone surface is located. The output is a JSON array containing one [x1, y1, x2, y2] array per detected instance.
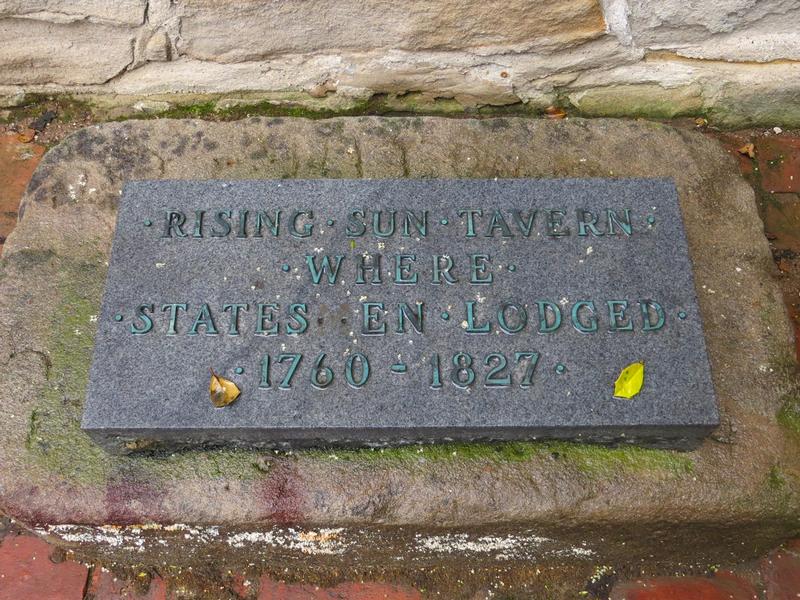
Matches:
[[81, 177, 717, 448]]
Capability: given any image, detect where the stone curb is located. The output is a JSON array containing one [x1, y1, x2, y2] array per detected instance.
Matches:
[[0, 117, 797, 565]]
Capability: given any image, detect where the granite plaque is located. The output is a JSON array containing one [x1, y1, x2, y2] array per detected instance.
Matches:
[[81, 178, 718, 450]]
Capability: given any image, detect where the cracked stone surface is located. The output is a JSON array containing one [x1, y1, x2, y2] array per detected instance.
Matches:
[[0, 117, 797, 563]]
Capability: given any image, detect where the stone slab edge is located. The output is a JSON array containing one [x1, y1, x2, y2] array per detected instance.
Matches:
[[0, 117, 797, 543]]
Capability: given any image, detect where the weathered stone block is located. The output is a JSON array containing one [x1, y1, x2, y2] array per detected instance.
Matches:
[[0, 0, 145, 26], [0, 18, 135, 85], [568, 83, 704, 118], [179, 0, 606, 61], [0, 118, 797, 563], [626, 0, 800, 61], [143, 29, 171, 62], [627, 0, 799, 42], [566, 58, 800, 128]]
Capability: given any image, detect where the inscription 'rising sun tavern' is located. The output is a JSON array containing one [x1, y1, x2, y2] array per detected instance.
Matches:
[[158, 208, 635, 239]]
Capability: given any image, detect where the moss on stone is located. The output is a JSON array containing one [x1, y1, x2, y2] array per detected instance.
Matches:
[[29, 257, 113, 484], [758, 463, 799, 519], [140, 448, 266, 481], [124, 97, 379, 123], [768, 465, 788, 490], [778, 393, 800, 438], [27, 257, 266, 484], [567, 84, 705, 120], [6, 248, 57, 269], [7, 83, 800, 132], [765, 316, 800, 442], [4, 94, 95, 137], [302, 441, 694, 478], [542, 442, 695, 477]]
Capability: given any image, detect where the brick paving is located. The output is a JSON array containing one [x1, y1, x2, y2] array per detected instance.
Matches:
[[85, 566, 167, 600], [757, 136, 800, 195], [610, 572, 759, 600], [0, 529, 798, 598], [0, 130, 45, 252], [0, 533, 88, 600], [713, 128, 800, 361], [762, 547, 800, 600]]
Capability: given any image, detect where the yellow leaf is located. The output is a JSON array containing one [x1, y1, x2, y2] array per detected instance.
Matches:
[[737, 143, 756, 159], [613, 361, 644, 400], [209, 369, 241, 407]]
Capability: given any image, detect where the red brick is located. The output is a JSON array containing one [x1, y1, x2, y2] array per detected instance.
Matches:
[[0, 132, 45, 252], [708, 132, 757, 179], [228, 572, 256, 598], [783, 538, 800, 555], [86, 566, 167, 599], [610, 574, 757, 600], [763, 549, 800, 600], [0, 534, 88, 600], [757, 136, 800, 194], [761, 192, 800, 248], [258, 577, 422, 599]]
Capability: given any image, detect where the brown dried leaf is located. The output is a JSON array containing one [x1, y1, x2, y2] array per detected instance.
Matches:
[[737, 143, 756, 159], [16, 128, 35, 143], [210, 369, 241, 408], [544, 106, 566, 120]]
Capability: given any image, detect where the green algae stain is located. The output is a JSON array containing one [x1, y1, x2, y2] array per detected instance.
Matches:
[[126, 96, 378, 123], [768, 465, 788, 490], [543, 442, 694, 477], [305, 442, 539, 464], [302, 441, 694, 478], [136, 448, 264, 481], [778, 393, 800, 439], [28, 257, 264, 485], [30, 258, 113, 484]]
